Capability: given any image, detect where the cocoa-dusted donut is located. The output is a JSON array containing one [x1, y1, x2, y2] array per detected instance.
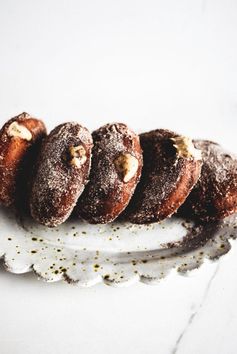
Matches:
[[123, 129, 202, 224], [179, 140, 237, 221], [0, 112, 47, 207], [76, 123, 143, 224], [30, 122, 93, 227]]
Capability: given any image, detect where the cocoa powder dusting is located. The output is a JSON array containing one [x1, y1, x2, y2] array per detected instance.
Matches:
[[30, 122, 93, 227], [76, 123, 143, 223], [123, 129, 202, 223], [180, 140, 237, 221]]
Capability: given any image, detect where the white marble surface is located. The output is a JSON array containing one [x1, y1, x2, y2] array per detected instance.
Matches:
[[0, 0, 237, 353]]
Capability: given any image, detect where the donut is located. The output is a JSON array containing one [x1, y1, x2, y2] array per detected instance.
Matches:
[[30, 122, 93, 227], [123, 129, 202, 224], [179, 140, 237, 221], [0, 112, 47, 207], [76, 123, 143, 223]]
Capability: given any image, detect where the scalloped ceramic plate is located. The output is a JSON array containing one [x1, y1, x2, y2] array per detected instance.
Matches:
[[0, 205, 236, 286]]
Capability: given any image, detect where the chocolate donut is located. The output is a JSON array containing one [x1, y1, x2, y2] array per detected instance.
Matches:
[[179, 140, 237, 221], [123, 129, 202, 224], [76, 123, 143, 223], [0, 112, 47, 207], [30, 122, 93, 227]]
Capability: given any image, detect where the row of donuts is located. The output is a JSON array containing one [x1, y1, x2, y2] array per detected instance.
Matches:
[[0, 112, 237, 227]]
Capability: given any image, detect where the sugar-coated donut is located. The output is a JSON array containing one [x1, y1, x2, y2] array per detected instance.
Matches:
[[0, 112, 47, 207], [123, 129, 202, 224], [30, 122, 93, 227], [76, 123, 143, 223], [179, 140, 237, 221]]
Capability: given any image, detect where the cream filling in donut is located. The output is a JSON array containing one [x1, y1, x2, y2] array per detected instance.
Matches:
[[114, 153, 139, 183], [171, 136, 202, 160], [69, 145, 87, 168], [7, 121, 32, 141]]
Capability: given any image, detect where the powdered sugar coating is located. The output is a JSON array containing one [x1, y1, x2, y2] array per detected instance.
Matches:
[[30, 122, 93, 227], [124, 129, 202, 223], [180, 140, 237, 221], [76, 123, 143, 223]]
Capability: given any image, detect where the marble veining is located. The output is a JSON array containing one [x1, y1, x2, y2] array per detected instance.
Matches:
[[171, 263, 220, 354]]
